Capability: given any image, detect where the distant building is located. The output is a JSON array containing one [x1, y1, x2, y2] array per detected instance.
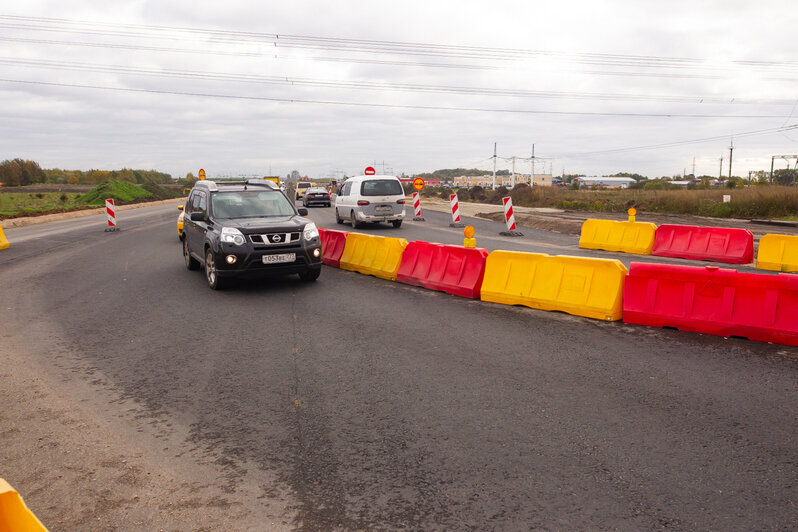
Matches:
[[573, 176, 637, 189]]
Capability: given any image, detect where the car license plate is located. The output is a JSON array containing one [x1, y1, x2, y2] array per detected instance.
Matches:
[[263, 253, 295, 264], [376, 205, 391, 213]]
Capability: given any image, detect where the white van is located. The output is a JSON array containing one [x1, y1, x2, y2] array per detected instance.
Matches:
[[334, 175, 406, 228]]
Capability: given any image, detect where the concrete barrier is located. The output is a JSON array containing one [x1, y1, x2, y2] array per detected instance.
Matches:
[[339, 233, 408, 281], [578, 219, 657, 255], [756, 233, 798, 272], [623, 262, 798, 346], [0, 479, 47, 531], [396, 241, 489, 299], [652, 224, 754, 264], [480, 251, 627, 321]]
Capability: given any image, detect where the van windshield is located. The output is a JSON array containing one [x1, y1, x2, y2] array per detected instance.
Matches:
[[360, 179, 403, 196]]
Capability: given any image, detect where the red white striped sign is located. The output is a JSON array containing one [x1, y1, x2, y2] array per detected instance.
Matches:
[[502, 196, 516, 231], [412, 192, 422, 217], [106, 199, 116, 228], [449, 194, 461, 223]]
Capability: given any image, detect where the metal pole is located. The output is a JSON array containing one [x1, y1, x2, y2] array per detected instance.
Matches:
[[530, 144, 535, 186], [728, 139, 734, 180], [492, 142, 497, 190], [511, 156, 516, 188], [770, 156, 775, 183]]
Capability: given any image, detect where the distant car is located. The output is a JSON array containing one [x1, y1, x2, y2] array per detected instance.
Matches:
[[177, 204, 185, 240], [295, 182, 313, 200], [302, 187, 331, 208], [182, 179, 322, 289], [334, 175, 406, 228]]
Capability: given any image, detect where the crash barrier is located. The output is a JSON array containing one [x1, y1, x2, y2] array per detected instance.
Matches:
[[318, 227, 349, 268], [0, 479, 47, 531], [651, 224, 754, 264], [623, 263, 798, 346], [756, 234, 798, 273], [480, 251, 627, 321], [396, 241, 489, 299], [579, 219, 658, 255], [0, 225, 8, 250], [339, 233, 408, 281]]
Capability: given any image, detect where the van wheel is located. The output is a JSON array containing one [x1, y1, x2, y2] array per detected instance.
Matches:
[[350, 211, 360, 229], [391, 220, 402, 228], [335, 208, 343, 224], [184, 239, 199, 270]]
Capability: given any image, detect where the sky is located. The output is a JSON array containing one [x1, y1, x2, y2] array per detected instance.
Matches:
[[2, 0, 798, 180]]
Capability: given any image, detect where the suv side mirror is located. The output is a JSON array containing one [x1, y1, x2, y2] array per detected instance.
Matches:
[[297, 208, 309, 217], [189, 212, 206, 222]]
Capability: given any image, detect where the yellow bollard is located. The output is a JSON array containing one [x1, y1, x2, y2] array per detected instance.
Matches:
[[0, 224, 9, 250], [627, 207, 637, 223], [463, 225, 476, 248]]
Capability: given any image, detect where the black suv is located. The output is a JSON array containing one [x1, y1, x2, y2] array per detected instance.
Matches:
[[182, 180, 322, 289]]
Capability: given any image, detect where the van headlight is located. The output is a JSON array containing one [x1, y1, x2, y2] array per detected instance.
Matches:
[[303, 222, 319, 241], [220, 226, 246, 246]]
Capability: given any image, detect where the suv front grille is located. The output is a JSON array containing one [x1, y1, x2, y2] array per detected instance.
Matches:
[[250, 231, 301, 248]]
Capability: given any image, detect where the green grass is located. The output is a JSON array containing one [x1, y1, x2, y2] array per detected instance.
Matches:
[[0, 192, 83, 217], [77, 179, 154, 205], [0, 180, 183, 219]]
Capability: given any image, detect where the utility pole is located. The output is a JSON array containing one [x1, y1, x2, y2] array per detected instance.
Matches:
[[728, 139, 734, 180], [719, 155, 723, 180], [770, 156, 775, 183], [692, 157, 695, 178], [511, 156, 516, 188], [530, 144, 535, 186], [492, 142, 497, 190]]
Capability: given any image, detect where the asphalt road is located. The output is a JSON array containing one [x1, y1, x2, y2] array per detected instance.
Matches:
[[1, 203, 797, 530]]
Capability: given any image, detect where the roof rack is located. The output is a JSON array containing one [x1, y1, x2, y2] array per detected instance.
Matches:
[[193, 179, 278, 192]]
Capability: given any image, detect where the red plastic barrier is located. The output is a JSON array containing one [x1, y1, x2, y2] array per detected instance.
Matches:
[[623, 262, 798, 346], [652, 224, 753, 264], [397, 241, 489, 299], [318, 227, 349, 268]]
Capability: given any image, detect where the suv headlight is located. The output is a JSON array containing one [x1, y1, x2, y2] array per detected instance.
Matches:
[[221, 226, 246, 246], [303, 222, 319, 241]]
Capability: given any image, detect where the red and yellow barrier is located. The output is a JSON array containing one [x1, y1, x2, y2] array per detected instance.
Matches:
[[396, 241, 488, 299], [318, 228, 349, 268], [579, 219, 657, 255], [0, 479, 47, 531], [480, 251, 627, 321], [756, 234, 798, 272], [339, 233, 408, 281]]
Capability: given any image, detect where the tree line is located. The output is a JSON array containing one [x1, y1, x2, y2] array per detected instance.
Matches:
[[0, 159, 172, 186]]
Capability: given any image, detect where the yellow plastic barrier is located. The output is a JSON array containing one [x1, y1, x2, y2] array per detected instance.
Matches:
[[339, 233, 408, 281], [579, 219, 657, 255], [0, 479, 47, 531], [0, 225, 9, 250], [480, 251, 628, 321], [756, 233, 798, 272]]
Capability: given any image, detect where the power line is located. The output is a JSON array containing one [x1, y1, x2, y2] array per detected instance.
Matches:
[[0, 77, 790, 119], [2, 56, 794, 106]]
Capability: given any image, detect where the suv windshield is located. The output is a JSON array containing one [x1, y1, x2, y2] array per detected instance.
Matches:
[[360, 179, 403, 196], [211, 190, 295, 218]]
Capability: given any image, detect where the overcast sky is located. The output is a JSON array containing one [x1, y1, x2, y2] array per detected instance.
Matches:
[[2, 1, 798, 180]]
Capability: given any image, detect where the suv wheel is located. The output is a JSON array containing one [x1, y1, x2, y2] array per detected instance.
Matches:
[[298, 268, 321, 282], [205, 249, 226, 290], [350, 210, 360, 229], [335, 208, 343, 224], [391, 220, 402, 228], [184, 239, 199, 270]]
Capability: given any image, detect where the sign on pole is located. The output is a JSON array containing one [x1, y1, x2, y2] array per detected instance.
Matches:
[[199, 168, 206, 180], [364, 166, 376, 175], [412, 177, 425, 191]]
